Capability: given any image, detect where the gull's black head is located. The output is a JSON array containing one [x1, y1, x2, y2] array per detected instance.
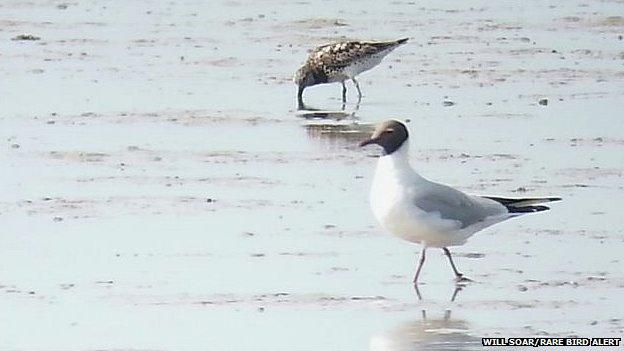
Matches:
[[359, 119, 409, 155]]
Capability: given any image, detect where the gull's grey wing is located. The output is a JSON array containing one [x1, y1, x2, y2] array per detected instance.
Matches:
[[414, 183, 504, 228]]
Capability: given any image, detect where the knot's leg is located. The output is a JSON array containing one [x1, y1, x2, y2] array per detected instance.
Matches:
[[352, 77, 362, 101]]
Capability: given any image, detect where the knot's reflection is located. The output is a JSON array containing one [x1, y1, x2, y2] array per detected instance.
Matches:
[[296, 100, 360, 119], [304, 121, 375, 145]]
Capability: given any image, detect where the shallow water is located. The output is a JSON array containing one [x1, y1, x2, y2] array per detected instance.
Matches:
[[1, 0, 623, 350]]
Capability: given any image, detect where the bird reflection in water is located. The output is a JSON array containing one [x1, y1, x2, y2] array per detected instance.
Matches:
[[369, 313, 481, 351], [304, 121, 375, 146], [370, 285, 481, 351], [296, 98, 360, 119], [413, 283, 465, 303]]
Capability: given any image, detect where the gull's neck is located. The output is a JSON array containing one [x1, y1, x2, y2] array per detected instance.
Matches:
[[377, 141, 422, 180]]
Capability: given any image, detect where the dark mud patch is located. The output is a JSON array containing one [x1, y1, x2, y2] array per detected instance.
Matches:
[[12, 34, 40, 41], [117, 292, 390, 309], [43, 110, 284, 125]]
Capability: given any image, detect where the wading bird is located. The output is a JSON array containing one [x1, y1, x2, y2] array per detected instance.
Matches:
[[294, 38, 408, 108], [360, 119, 561, 284]]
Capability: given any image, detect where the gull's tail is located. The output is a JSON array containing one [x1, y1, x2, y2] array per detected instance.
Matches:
[[483, 196, 561, 213]]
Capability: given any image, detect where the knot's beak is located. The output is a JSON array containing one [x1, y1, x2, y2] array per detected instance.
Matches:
[[297, 86, 305, 110], [297, 85, 304, 106], [359, 138, 377, 147]]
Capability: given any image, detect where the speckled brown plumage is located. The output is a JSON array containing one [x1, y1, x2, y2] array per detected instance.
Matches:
[[294, 38, 408, 107], [309, 39, 407, 74]]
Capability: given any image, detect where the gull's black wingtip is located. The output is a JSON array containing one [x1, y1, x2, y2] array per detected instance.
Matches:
[[483, 196, 562, 214], [508, 205, 551, 213]]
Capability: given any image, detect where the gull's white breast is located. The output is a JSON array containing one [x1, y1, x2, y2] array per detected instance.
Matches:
[[369, 145, 506, 247], [370, 153, 455, 245]]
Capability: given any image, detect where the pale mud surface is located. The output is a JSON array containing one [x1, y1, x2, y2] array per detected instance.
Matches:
[[1, 1, 624, 350]]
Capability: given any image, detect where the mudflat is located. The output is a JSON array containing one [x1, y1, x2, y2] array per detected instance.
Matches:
[[1, 1, 623, 350]]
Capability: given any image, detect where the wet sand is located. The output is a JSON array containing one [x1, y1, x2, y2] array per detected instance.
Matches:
[[1, 0, 623, 350]]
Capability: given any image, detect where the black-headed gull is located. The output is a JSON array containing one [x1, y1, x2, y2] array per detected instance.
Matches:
[[360, 119, 560, 283]]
